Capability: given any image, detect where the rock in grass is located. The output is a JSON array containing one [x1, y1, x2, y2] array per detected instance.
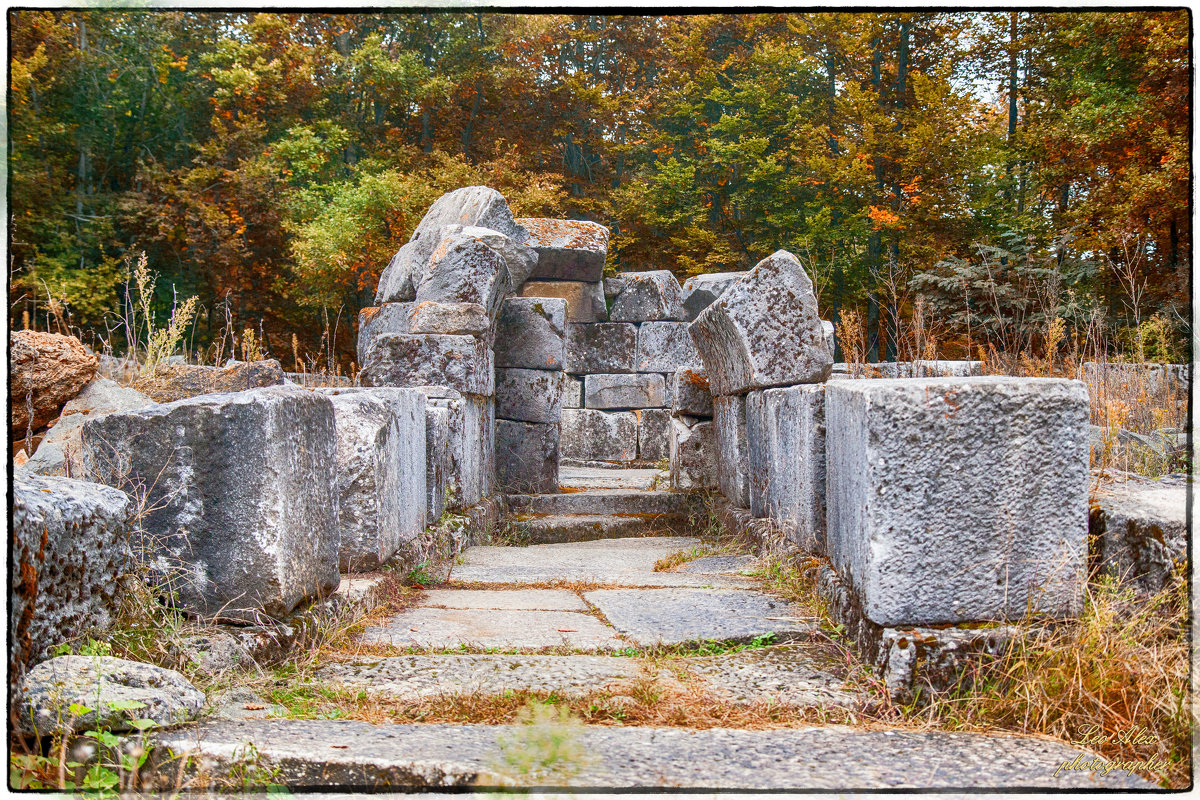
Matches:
[[10, 330, 98, 433]]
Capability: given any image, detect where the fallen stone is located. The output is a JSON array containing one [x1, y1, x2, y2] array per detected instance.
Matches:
[[26, 378, 154, 478], [635, 321, 703, 372], [132, 359, 286, 404], [10, 474, 130, 677], [690, 250, 831, 395], [565, 322, 637, 374], [558, 465, 662, 490], [636, 408, 672, 463], [414, 229, 514, 323], [515, 218, 609, 282], [10, 330, 98, 433], [713, 395, 751, 507], [608, 270, 686, 322], [585, 373, 666, 410], [494, 297, 567, 370], [562, 375, 583, 408], [18, 656, 203, 736], [825, 377, 1089, 626], [495, 419, 560, 494], [359, 608, 623, 651], [669, 418, 715, 490], [495, 368, 563, 423], [81, 385, 341, 621], [1090, 474, 1187, 593], [682, 272, 747, 321], [409, 301, 490, 336], [359, 333, 494, 396], [521, 280, 607, 323], [672, 368, 713, 416], [561, 409, 638, 462], [356, 302, 414, 365]]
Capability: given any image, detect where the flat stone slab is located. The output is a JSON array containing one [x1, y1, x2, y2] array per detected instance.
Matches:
[[584, 588, 813, 646], [684, 646, 858, 708], [507, 488, 691, 516], [509, 514, 689, 545], [674, 555, 759, 575], [559, 466, 662, 490], [148, 719, 1154, 789], [419, 589, 587, 611], [359, 607, 623, 651]]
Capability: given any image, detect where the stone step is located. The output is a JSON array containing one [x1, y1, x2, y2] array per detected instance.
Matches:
[[507, 488, 694, 516], [508, 512, 689, 544], [147, 719, 1151, 790], [559, 465, 664, 490]]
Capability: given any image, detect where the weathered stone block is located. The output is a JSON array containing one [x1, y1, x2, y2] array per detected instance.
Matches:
[[713, 395, 751, 507], [424, 403, 452, 521], [80, 385, 340, 621], [415, 230, 511, 322], [496, 420, 560, 493], [565, 323, 637, 374], [10, 331, 98, 434], [359, 333, 494, 396], [745, 385, 825, 553], [585, 373, 666, 409], [316, 388, 427, 572], [1090, 475, 1187, 594], [562, 376, 583, 408], [672, 368, 713, 417], [26, 378, 154, 478], [635, 322, 702, 373], [690, 250, 831, 395], [494, 297, 567, 370], [682, 272, 747, 321], [409, 301, 490, 336], [609, 271, 686, 322], [521, 280, 607, 323], [11, 474, 130, 678], [669, 418, 715, 490], [561, 409, 637, 462], [132, 360, 285, 404], [495, 368, 563, 423], [825, 377, 1089, 626], [637, 408, 672, 463], [357, 303, 414, 365], [515, 218, 609, 282]]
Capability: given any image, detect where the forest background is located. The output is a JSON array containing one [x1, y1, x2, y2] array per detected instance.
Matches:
[[8, 11, 1191, 368]]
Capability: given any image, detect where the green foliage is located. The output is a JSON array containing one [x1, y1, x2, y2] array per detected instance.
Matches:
[[492, 702, 589, 784]]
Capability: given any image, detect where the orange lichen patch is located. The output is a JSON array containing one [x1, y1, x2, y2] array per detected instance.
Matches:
[[515, 217, 608, 251], [683, 370, 710, 390], [359, 306, 381, 322], [557, 486, 588, 493]]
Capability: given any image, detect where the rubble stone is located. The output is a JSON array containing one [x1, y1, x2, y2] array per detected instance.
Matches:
[[670, 418, 715, 490], [409, 301, 490, 336], [359, 333, 494, 396], [672, 368, 714, 417], [713, 395, 751, 507], [357, 303, 414, 365], [521, 280, 607, 323], [682, 272, 747, 321], [635, 321, 703, 373], [637, 408, 672, 463], [495, 419, 560, 494], [26, 378, 153, 478]]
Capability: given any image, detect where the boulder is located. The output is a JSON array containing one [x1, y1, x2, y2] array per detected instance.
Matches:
[[565, 322, 637, 374], [409, 301, 490, 336], [608, 271, 686, 322], [516, 217, 609, 283], [132, 359, 286, 404], [689, 250, 831, 395], [561, 409, 637, 462], [494, 297, 567, 370], [357, 303, 415, 366], [521, 280, 607, 323], [672, 368, 714, 417], [637, 408, 672, 463], [712, 395, 751, 508], [496, 368, 563, 424], [636, 321, 703, 373], [316, 388, 428, 573], [682, 272, 748, 321], [825, 377, 1089, 626], [495, 419, 560, 493], [670, 418, 715, 490], [562, 376, 583, 408], [1090, 474, 1187, 594], [414, 229, 512, 323], [11, 474, 130, 677], [80, 385, 340, 621], [26, 378, 154, 478], [10, 330, 98, 433], [359, 333, 494, 396], [17, 656, 203, 736], [585, 373, 667, 409]]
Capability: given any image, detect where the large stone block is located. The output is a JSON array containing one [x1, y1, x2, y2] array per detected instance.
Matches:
[[669, 418, 715, 490], [635, 322, 703, 373], [409, 301, 489, 336], [825, 377, 1089, 627], [713, 394, 751, 507], [609, 271, 686, 322], [496, 368, 563, 423], [682, 272, 747, 321], [562, 376, 583, 408], [359, 333, 494, 396], [80, 385, 340, 621], [26, 378, 154, 478], [745, 385, 826, 553], [585, 373, 666, 410], [316, 388, 427, 572], [132, 360, 285, 404], [415, 230, 512, 323], [494, 297, 567, 370], [690, 250, 831, 395], [521, 280, 607, 323], [672, 368, 713, 417], [425, 403, 452, 521], [565, 322, 637, 374], [424, 390, 495, 508], [495, 420, 560, 493], [637, 408, 672, 463], [357, 303, 414, 366], [11, 474, 130, 678], [1090, 475, 1187, 594], [515, 218, 609, 282], [561, 409, 638, 462], [10, 331, 98, 434]]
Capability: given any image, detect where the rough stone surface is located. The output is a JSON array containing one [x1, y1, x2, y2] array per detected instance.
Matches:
[[515, 218, 609, 282], [495, 368, 563, 423], [424, 403, 452, 520], [495, 419, 559, 494], [414, 229, 514, 323], [682, 272, 748, 321], [585, 373, 666, 410], [609, 270, 686, 322], [356, 303, 414, 365], [825, 377, 1089, 626], [685, 646, 857, 708], [509, 513, 689, 544], [561, 409, 638, 462], [26, 378, 154, 477], [562, 375, 583, 408], [316, 388, 427, 572], [131, 359, 286, 404], [672, 368, 714, 416], [81, 385, 341, 621], [508, 489, 689, 516], [585, 588, 811, 647], [636, 408, 672, 463], [669, 418, 715, 490], [1090, 474, 1188, 593], [713, 395, 751, 507], [635, 321, 703, 372], [521, 280, 607, 323], [565, 322, 637, 374], [10, 330, 98, 434], [359, 333, 494, 396], [745, 384, 826, 552], [494, 297, 567, 370], [690, 250, 831, 395], [18, 656, 203, 736], [10, 474, 131, 677], [675, 555, 759, 575], [559, 466, 662, 490], [427, 391, 494, 508], [409, 301, 490, 336], [360, 608, 623, 651], [207, 687, 286, 721], [420, 589, 587, 611]]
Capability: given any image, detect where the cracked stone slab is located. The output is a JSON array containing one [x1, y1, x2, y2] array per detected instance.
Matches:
[[418, 589, 588, 611], [147, 719, 1155, 789], [585, 588, 814, 646], [359, 607, 623, 651], [683, 646, 859, 708]]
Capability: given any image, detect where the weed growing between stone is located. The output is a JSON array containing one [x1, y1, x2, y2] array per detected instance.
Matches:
[[488, 702, 591, 786]]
